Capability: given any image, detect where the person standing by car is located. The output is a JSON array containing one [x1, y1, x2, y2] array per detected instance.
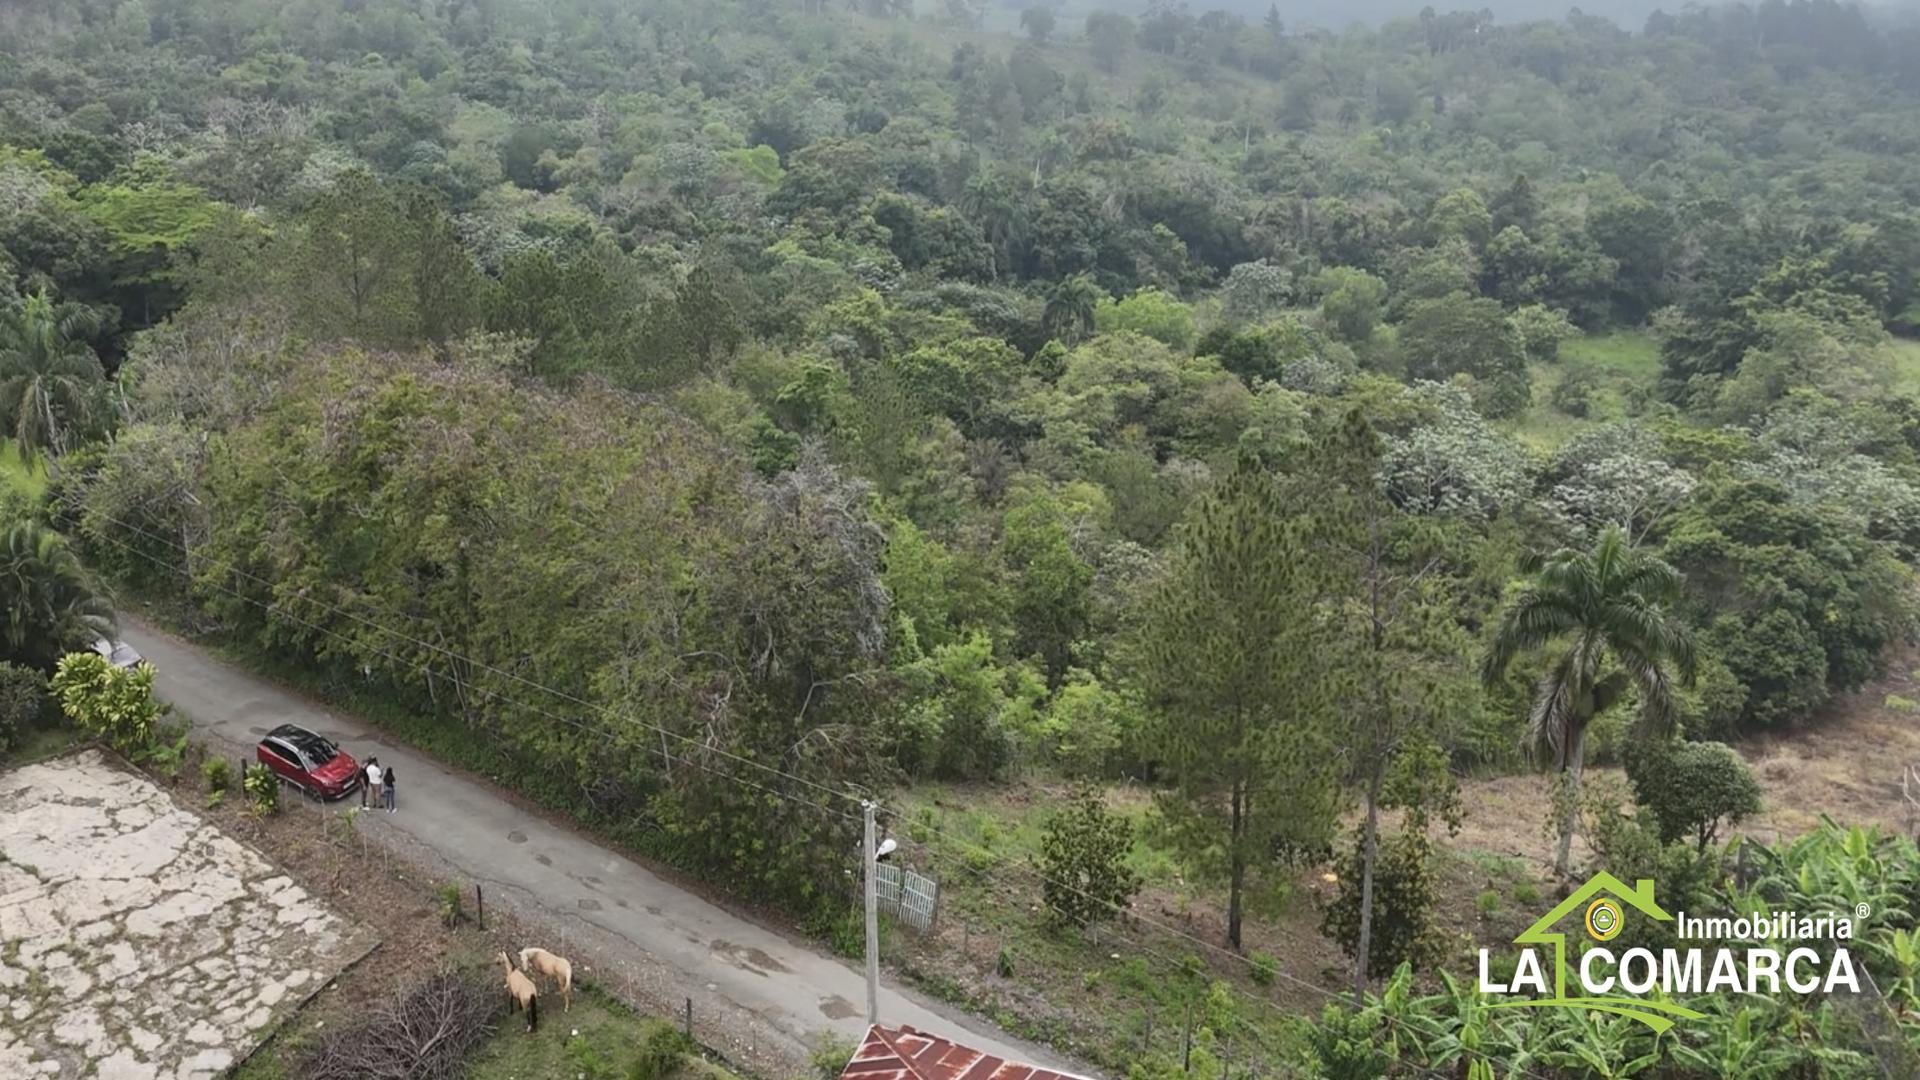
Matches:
[[363, 757, 381, 809], [382, 763, 396, 813]]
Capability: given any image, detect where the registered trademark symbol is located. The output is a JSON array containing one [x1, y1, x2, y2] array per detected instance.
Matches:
[[1857, 902, 1871, 919]]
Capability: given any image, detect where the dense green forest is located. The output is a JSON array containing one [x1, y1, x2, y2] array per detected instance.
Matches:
[[4, 0, 1920, 1075]]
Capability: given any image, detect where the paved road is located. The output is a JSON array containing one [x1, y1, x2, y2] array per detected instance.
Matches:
[[120, 617, 1083, 1075]]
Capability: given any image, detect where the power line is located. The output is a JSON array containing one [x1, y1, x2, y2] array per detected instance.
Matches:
[[81, 505, 872, 808], [900, 830, 1547, 1080], [78, 503, 1561, 1080], [82, 522, 865, 833]]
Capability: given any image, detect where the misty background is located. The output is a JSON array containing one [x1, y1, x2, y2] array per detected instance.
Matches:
[[990, 0, 1920, 34]]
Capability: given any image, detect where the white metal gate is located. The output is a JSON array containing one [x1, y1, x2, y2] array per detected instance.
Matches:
[[875, 863, 938, 932]]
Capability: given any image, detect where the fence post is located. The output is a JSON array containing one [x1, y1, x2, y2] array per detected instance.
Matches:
[[476, 884, 485, 930], [684, 996, 693, 1039], [1182, 997, 1194, 1072]]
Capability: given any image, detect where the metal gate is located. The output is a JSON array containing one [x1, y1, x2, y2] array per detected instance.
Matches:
[[875, 863, 938, 933]]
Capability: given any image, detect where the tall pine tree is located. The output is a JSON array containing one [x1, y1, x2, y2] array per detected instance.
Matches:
[[1300, 409, 1465, 1001], [1133, 452, 1342, 950]]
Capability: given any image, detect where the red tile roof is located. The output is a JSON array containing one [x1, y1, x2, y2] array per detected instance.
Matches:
[[840, 1025, 1099, 1080]]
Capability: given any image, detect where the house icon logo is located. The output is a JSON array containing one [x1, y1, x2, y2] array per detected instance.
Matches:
[[1480, 871, 1707, 1033]]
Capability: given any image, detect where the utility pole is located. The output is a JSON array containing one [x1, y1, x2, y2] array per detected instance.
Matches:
[[863, 800, 880, 1026]]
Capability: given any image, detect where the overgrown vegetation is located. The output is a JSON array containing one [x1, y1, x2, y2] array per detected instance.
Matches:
[[1038, 784, 1141, 929], [5, 0, 1920, 1073]]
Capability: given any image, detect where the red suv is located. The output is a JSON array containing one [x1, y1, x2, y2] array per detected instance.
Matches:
[[256, 724, 360, 800]]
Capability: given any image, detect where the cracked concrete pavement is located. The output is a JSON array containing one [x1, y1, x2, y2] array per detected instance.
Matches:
[[118, 617, 1086, 1075], [0, 751, 376, 1079]]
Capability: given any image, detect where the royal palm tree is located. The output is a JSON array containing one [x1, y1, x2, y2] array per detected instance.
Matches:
[[0, 521, 114, 670], [1482, 526, 1695, 879], [0, 291, 106, 464], [1042, 274, 1102, 346]]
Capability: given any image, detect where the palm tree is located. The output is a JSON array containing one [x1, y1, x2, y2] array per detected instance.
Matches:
[[0, 521, 114, 670], [1481, 526, 1695, 879], [1043, 274, 1103, 346], [959, 172, 1023, 279], [0, 291, 106, 464]]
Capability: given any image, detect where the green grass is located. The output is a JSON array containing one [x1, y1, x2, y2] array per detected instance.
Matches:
[[895, 782, 1186, 889], [464, 983, 735, 1080], [1889, 338, 1920, 396], [1505, 331, 1662, 452], [1559, 330, 1662, 379], [0, 440, 48, 499]]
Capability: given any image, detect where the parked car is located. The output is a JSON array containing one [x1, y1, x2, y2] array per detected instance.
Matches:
[[256, 724, 360, 800], [91, 638, 144, 669]]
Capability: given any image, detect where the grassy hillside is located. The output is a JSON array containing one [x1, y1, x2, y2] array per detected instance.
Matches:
[[0, 440, 47, 499]]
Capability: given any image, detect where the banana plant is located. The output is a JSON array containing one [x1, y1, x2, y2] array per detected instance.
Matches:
[[1533, 1009, 1662, 1079], [1864, 928, 1917, 1014], [1665, 1003, 1800, 1080]]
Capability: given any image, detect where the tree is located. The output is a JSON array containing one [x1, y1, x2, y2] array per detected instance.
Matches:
[[1039, 784, 1142, 927], [1219, 260, 1293, 326], [77, 162, 220, 326], [1134, 454, 1343, 949], [1093, 288, 1195, 351], [1002, 490, 1092, 680], [1399, 293, 1529, 417], [0, 520, 114, 671], [0, 291, 104, 462], [1382, 382, 1532, 520], [285, 169, 416, 345], [1508, 304, 1577, 363], [1085, 12, 1136, 74], [1624, 739, 1763, 851], [1482, 526, 1697, 879], [1305, 410, 1463, 1002], [1042, 274, 1102, 345], [0, 662, 46, 758], [1314, 267, 1388, 345], [1020, 6, 1057, 46]]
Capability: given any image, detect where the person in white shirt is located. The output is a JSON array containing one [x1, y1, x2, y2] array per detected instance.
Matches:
[[363, 758, 382, 809]]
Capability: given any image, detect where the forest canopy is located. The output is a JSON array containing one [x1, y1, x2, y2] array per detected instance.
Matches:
[[4, 0, 1920, 1074]]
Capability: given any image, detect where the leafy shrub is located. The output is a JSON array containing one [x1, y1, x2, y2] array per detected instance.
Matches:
[[0, 661, 46, 757], [995, 944, 1014, 977], [1624, 739, 1763, 850], [1474, 888, 1502, 916], [810, 1034, 858, 1080], [242, 762, 279, 815], [1887, 694, 1919, 713], [51, 651, 162, 753], [1510, 880, 1540, 906], [139, 720, 191, 781], [1305, 1002, 1391, 1080], [202, 756, 232, 793], [1037, 784, 1141, 928], [565, 1018, 690, 1080], [1320, 828, 1445, 980], [1248, 952, 1278, 988], [1549, 363, 1602, 417], [436, 883, 463, 928], [630, 1021, 694, 1080]]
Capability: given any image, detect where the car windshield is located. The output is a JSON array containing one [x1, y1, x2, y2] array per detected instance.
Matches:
[[286, 732, 337, 762]]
